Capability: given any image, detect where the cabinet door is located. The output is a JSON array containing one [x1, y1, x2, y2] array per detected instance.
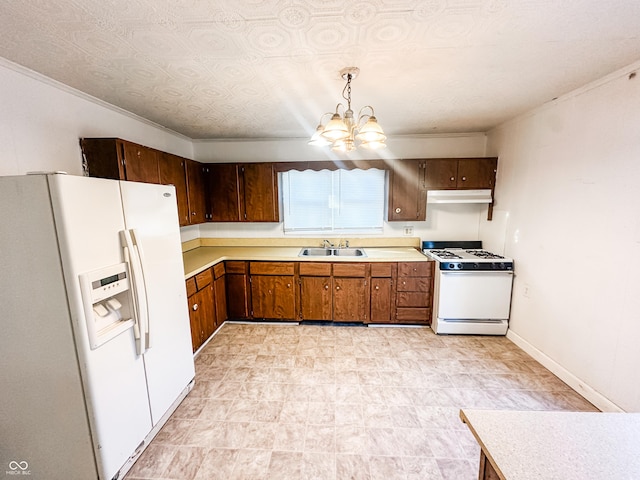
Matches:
[[122, 141, 160, 184], [225, 261, 251, 319], [424, 159, 458, 189], [209, 163, 242, 221], [241, 163, 279, 222], [370, 277, 392, 322], [158, 152, 190, 226], [300, 276, 333, 321], [200, 284, 216, 344], [388, 159, 426, 221], [187, 289, 204, 352], [334, 277, 366, 322], [185, 159, 207, 224], [214, 269, 227, 329], [251, 275, 295, 320], [80, 138, 125, 180], [457, 158, 497, 189]]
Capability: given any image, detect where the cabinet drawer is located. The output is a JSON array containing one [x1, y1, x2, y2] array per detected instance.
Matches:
[[397, 291, 429, 307], [370, 263, 394, 277], [213, 262, 225, 279], [250, 262, 295, 275], [396, 307, 431, 322], [299, 262, 332, 276], [397, 277, 431, 292], [195, 268, 213, 290], [186, 277, 197, 298], [333, 263, 367, 277], [225, 261, 248, 274], [398, 262, 432, 277]]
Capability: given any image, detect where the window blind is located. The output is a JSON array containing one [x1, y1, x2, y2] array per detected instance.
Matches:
[[282, 168, 385, 233]]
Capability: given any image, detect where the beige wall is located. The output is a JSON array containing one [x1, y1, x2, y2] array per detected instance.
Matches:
[[484, 59, 640, 412]]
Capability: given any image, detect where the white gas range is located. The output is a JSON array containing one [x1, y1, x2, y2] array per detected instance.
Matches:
[[422, 241, 514, 335]]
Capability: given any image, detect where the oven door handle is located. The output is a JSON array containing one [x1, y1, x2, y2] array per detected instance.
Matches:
[[440, 271, 513, 275]]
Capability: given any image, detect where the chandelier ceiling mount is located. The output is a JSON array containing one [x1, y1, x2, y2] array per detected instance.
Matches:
[[309, 66, 386, 152]]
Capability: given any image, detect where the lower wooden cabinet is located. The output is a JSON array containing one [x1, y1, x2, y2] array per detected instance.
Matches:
[[299, 263, 333, 321], [332, 263, 368, 323], [370, 263, 395, 323], [189, 259, 434, 331], [225, 261, 251, 319], [394, 262, 434, 324], [250, 262, 296, 320], [186, 270, 215, 353]]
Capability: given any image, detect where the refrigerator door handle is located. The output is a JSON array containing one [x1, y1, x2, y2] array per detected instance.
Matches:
[[130, 229, 151, 350], [120, 230, 147, 355]]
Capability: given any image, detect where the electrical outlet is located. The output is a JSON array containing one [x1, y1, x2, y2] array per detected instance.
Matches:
[[403, 226, 414, 236], [523, 284, 531, 298]]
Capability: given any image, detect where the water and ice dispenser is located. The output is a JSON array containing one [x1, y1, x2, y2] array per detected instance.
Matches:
[[79, 263, 136, 349]]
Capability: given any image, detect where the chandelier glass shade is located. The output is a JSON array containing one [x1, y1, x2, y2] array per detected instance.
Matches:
[[309, 67, 386, 152]]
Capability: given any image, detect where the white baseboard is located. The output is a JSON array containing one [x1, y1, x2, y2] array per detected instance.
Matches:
[[506, 330, 624, 413]]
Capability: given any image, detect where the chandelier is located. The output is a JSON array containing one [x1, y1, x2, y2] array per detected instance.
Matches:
[[309, 67, 386, 152]]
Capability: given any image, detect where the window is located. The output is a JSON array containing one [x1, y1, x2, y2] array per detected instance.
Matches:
[[281, 168, 385, 234]]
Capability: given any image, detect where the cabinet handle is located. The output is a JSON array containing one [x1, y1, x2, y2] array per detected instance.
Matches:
[[395, 207, 402, 214], [192, 303, 198, 311], [402, 281, 406, 285], [336, 286, 340, 291], [287, 283, 291, 288], [192, 212, 196, 216], [324, 285, 329, 290], [450, 176, 455, 181], [462, 176, 467, 181], [375, 285, 379, 290]]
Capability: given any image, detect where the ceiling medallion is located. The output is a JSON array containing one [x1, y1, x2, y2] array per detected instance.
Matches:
[[309, 67, 386, 152]]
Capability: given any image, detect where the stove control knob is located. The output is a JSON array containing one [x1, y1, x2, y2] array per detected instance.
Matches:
[[448, 263, 454, 269], [473, 263, 479, 269]]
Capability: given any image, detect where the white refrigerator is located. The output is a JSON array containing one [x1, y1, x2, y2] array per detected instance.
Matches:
[[0, 173, 195, 480]]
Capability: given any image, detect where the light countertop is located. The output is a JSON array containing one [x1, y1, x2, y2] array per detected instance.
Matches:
[[460, 409, 640, 480], [183, 245, 430, 278]]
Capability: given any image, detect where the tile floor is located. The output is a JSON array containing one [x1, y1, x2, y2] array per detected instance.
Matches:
[[125, 323, 597, 480]]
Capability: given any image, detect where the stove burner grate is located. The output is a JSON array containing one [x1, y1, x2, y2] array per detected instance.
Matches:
[[429, 249, 463, 260], [466, 249, 505, 260]]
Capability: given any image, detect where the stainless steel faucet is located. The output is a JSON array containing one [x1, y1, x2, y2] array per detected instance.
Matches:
[[323, 239, 333, 248]]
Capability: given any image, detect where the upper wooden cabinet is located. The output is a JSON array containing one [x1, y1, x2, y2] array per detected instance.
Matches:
[[208, 164, 241, 221], [387, 159, 427, 222], [158, 152, 189, 226], [424, 158, 497, 190], [81, 138, 160, 184], [208, 163, 279, 222], [185, 159, 207, 224], [81, 138, 195, 226]]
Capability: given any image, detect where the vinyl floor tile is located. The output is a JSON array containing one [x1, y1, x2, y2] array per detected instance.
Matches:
[[125, 323, 597, 480]]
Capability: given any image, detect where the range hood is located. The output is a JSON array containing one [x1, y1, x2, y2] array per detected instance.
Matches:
[[427, 189, 493, 204]]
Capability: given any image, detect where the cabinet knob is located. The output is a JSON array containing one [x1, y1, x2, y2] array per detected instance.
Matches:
[[402, 281, 406, 285], [450, 176, 455, 181], [192, 212, 196, 216], [336, 286, 340, 291], [395, 207, 402, 214], [375, 285, 379, 290], [461, 176, 467, 181], [324, 285, 329, 290], [287, 283, 291, 288], [192, 303, 198, 311]]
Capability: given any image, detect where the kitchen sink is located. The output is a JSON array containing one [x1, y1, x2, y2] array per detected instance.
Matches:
[[299, 247, 367, 257], [299, 247, 333, 256]]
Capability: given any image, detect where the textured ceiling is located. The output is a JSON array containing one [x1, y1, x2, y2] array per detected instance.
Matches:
[[1, 1, 640, 139]]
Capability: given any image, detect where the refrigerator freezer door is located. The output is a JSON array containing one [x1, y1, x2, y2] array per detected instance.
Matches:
[[48, 175, 152, 479], [0, 175, 98, 479], [119, 181, 195, 425]]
